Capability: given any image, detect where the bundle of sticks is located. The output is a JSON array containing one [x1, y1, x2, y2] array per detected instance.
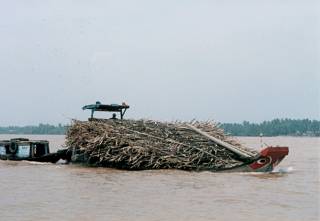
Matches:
[[65, 119, 258, 171]]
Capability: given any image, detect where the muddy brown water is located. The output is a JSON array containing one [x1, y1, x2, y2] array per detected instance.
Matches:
[[0, 135, 319, 221]]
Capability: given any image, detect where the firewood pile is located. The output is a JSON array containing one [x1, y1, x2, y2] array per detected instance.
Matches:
[[65, 119, 258, 171]]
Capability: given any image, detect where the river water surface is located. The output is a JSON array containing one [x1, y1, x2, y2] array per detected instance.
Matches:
[[0, 135, 319, 221]]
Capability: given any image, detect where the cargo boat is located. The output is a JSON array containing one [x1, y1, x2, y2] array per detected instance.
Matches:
[[67, 102, 290, 172]]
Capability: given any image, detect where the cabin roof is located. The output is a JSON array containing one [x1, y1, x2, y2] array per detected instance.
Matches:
[[82, 101, 130, 119], [82, 102, 129, 112]]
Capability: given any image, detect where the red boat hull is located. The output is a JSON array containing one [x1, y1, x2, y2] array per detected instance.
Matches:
[[225, 146, 289, 172]]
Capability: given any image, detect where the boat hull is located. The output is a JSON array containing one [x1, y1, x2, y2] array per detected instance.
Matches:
[[0, 149, 71, 163], [224, 146, 289, 172]]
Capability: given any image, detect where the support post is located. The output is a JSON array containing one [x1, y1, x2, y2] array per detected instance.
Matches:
[[91, 109, 94, 119]]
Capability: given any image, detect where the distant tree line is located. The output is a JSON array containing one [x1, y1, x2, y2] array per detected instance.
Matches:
[[0, 119, 319, 136], [0, 123, 67, 135], [221, 119, 320, 136]]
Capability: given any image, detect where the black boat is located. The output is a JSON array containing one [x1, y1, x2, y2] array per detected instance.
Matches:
[[0, 138, 70, 163]]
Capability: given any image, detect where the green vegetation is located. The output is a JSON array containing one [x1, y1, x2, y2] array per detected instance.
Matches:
[[0, 119, 319, 136], [221, 119, 320, 137], [0, 123, 67, 135]]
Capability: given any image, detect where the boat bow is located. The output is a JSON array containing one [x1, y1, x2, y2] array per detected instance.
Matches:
[[248, 146, 289, 172]]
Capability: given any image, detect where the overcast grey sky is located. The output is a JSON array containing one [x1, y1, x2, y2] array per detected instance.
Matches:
[[0, 0, 319, 125]]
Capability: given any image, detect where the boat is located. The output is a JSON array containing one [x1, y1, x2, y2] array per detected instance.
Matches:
[[0, 138, 71, 163], [67, 102, 289, 172]]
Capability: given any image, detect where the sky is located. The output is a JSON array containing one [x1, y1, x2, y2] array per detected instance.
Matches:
[[0, 0, 319, 126]]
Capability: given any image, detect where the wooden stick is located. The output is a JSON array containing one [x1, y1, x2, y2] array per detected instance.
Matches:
[[186, 124, 257, 159], [122, 127, 217, 158]]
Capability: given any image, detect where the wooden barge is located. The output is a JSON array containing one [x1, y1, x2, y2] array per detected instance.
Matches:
[[67, 102, 290, 172]]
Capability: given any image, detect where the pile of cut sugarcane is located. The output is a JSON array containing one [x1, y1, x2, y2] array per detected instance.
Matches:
[[65, 119, 259, 171]]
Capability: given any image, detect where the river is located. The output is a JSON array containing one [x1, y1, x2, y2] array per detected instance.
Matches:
[[0, 135, 319, 221]]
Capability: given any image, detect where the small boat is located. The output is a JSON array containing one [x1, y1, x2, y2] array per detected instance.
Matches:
[[0, 138, 70, 163]]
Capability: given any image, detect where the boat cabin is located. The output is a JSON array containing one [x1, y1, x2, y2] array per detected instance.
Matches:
[[0, 138, 50, 160]]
